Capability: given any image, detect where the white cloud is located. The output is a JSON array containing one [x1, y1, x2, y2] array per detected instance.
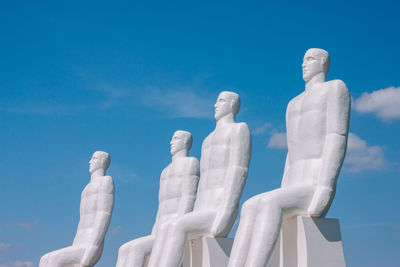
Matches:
[[344, 133, 387, 173], [0, 261, 35, 267], [142, 89, 214, 119], [252, 123, 271, 136], [265, 131, 388, 173], [110, 165, 140, 184], [109, 225, 122, 236], [353, 86, 400, 120], [14, 219, 39, 230], [267, 132, 287, 149], [0, 243, 11, 252]]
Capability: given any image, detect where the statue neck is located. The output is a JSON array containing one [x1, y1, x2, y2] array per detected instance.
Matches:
[[305, 72, 326, 91], [216, 113, 235, 127], [91, 168, 105, 178], [172, 149, 188, 161]]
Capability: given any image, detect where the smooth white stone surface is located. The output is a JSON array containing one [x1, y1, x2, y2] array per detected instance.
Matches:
[[228, 48, 350, 267], [40, 151, 114, 267], [147, 91, 252, 267], [268, 216, 346, 267], [182, 237, 233, 267], [116, 131, 200, 267]]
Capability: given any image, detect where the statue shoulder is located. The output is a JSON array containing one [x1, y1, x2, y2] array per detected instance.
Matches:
[[327, 79, 348, 91], [234, 122, 250, 131], [101, 175, 115, 193], [186, 156, 199, 166], [233, 122, 251, 138], [176, 157, 200, 172], [327, 79, 350, 99]]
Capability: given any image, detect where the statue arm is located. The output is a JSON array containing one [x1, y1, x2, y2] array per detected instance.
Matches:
[[308, 81, 350, 217], [81, 177, 115, 266], [211, 123, 252, 236], [281, 101, 291, 187], [280, 153, 290, 187], [152, 169, 167, 234], [177, 158, 200, 216]]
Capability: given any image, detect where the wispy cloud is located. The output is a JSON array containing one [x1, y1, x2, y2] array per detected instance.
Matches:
[[0, 261, 35, 267], [13, 219, 39, 230], [252, 123, 271, 136], [0, 101, 85, 116], [0, 243, 11, 253], [110, 165, 140, 184], [109, 225, 122, 236], [142, 88, 214, 119], [90, 84, 131, 110], [344, 133, 388, 173], [353, 86, 400, 120], [265, 131, 388, 173], [267, 132, 287, 149]]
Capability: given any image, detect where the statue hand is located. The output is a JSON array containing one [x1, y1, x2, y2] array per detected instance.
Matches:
[[307, 186, 333, 217], [81, 245, 99, 267], [210, 208, 235, 236], [210, 213, 223, 236]]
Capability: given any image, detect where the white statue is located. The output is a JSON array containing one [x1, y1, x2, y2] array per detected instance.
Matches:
[[227, 48, 351, 267], [147, 91, 252, 267], [116, 130, 200, 267], [40, 151, 114, 267]]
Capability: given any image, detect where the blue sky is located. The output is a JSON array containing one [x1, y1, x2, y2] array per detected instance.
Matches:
[[0, 1, 399, 266]]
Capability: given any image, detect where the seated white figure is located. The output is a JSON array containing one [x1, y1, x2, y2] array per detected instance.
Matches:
[[147, 91, 252, 267], [116, 130, 200, 267], [227, 48, 351, 267], [40, 151, 114, 267]]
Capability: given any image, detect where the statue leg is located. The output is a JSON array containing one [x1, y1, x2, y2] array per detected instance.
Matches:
[[116, 235, 154, 267], [147, 211, 216, 267], [39, 246, 85, 267], [146, 222, 171, 267], [243, 187, 314, 267], [227, 195, 261, 267]]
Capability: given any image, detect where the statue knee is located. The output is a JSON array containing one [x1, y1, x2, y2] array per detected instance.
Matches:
[[170, 219, 185, 235], [39, 253, 53, 266], [118, 243, 129, 256], [39, 255, 47, 266], [158, 222, 170, 233], [241, 198, 257, 215], [261, 199, 281, 215]]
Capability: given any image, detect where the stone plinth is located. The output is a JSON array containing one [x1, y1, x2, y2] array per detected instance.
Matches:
[[182, 237, 233, 267], [269, 216, 346, 267]]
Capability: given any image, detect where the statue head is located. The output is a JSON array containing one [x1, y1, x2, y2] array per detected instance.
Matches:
[[170, 130, 193, 156], [89, 151, 111, 174], [214, 91, 241, 121], [302, 48, 330, 82]]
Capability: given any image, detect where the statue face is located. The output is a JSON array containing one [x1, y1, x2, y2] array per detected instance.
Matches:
[[89, 152, 105, 173], [170, 132, 186, 156], [302, 50, 325, 82], [214, 92, 234, 121]]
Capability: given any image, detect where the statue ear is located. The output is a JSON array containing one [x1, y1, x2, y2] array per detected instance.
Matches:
[[320, 57, 326, 66]]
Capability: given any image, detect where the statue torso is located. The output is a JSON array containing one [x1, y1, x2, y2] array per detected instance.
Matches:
[[194, 123, 235, 211], [156, 158, 196, 225], [73, 176, 114, 245], [285, 82, 333, 187]]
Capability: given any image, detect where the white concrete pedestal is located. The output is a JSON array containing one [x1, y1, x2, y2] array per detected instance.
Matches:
[[182, 236, 233, 267], [269, 216, 346, 267]]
